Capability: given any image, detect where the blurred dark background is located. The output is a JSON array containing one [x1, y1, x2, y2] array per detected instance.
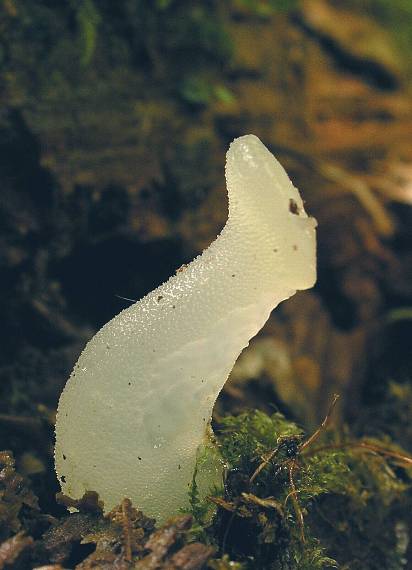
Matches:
[[0, 0, 411, 503]]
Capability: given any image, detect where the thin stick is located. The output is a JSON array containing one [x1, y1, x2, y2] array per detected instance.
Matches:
[[300, 394, 340, 452], [222, 511, 236, 554], [288, 460, 305, 542], [304, 441, 412, 466], [121, 498, 133, 562], [250, 447, 280, 484]]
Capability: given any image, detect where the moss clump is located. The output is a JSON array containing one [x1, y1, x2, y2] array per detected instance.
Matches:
[[189, 409, 412, 569], [2, 408, 412, 568]]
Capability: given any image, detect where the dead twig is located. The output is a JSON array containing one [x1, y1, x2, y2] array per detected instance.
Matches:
[[121, 498, 133, 562], [288, 460, 305, 542], [249, 394, 341, 543], [304, 440, 412, 467], [299, 394, 340, 452]]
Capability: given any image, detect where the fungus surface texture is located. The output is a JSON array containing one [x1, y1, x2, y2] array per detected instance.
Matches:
[[55, 134, 317, 521]]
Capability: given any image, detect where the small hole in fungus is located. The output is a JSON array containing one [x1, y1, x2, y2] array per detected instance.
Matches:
[[289, 198, 299, 215], [128, 382, 131, 386], [157, 295, 163, 302], [138, 457, 142, 461]]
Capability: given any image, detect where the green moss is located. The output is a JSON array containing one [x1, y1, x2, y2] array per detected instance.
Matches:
[[218, 410, 303, 469], [72, 0, 101, 66], [188, 409, 412, 569]]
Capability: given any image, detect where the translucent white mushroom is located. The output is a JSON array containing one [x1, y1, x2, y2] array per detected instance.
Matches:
[[55, 134, 317, 522]]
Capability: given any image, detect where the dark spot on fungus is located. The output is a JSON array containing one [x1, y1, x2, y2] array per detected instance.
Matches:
[[128, 382, 132, 386], [176, 263, 188, 273], [106, 345, 110, 350], [232, 274, 236, 277], [138, 456, 142, 461], [273, 248, 278, 253], [157, 295, 163, 302], [293, 245, 298, 251], [61, 475, 66, 483], [289, 198, 299, 215], [172, 305, 176, 309], [178, 464, 181, 470], [62, 454, 66, 460]]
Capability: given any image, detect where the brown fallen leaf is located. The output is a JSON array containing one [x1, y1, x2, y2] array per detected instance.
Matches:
[[136, 515, 193, 569], [134, 515, 214, 569], [42, 513, 100, 564], [106, 497, 155, 561], [56, 491, 104, 515], [168, 542, 216, 570]]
